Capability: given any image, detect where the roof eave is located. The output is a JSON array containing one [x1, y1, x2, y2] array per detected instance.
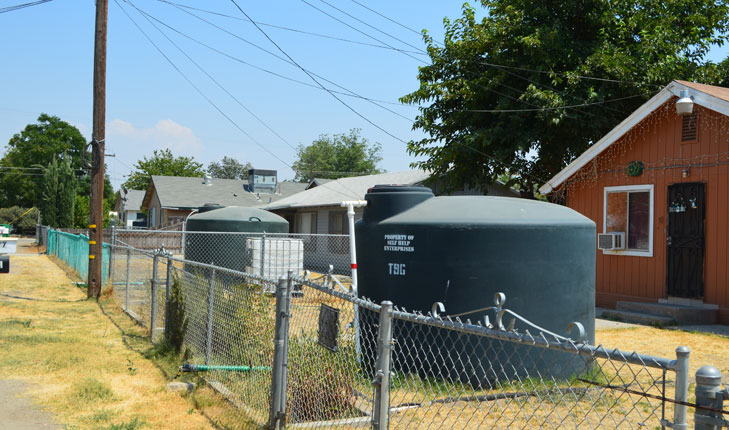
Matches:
[[539, 87, 674, 194]]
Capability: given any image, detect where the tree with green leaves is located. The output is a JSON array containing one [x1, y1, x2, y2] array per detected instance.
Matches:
[[40, 155, 76, 227], [207, 156, 252, 180], [122, 149, 205, 190], [0, 114, 87, 207], [291, 129, 383, 182], [402, 0, 729, 198]]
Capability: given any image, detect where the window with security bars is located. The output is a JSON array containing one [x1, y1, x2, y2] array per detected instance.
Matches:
[[682, 113, 697, 142]]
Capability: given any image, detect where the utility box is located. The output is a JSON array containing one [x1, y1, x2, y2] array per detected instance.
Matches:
[[0, 237, 17, 254]]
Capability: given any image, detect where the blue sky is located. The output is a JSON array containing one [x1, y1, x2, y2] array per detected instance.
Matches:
[[1, 1, 727, 190]]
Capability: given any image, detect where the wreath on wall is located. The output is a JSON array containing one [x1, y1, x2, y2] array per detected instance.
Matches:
[[626, 161, 644, 177]]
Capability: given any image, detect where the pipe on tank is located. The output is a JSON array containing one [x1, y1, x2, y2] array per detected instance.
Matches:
[[340, 200, 367, 294]]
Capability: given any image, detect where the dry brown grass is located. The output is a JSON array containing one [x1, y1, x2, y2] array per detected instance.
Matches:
[[0, 254, 234, 430]]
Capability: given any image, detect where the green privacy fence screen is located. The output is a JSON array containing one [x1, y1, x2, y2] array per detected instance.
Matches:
[[47, 229, 110, 283]]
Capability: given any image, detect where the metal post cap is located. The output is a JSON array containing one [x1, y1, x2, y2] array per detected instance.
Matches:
[[696, 365, 723, 386]]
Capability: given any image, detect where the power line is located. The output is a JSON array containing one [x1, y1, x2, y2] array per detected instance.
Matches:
[[155, 0, 426, 55], [126, 0, 299, 153], [297, 0, 600, 120], [468, 93, 651, 113], [228, 0, 409, 145], [138, 2, 415, 120], [348, 0, 423, 37], [347, 0, 660, 88], [156, 0, 416, 120], [316, 0, 425, 54], [115, 0, 362, 201], [0, 0, 52, 14], [299, 0, 424, 63], [115, 0, 291, 167], [335, 1, 653, 119]]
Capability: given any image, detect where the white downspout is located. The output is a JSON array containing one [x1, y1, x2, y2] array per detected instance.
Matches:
[[341, 199, 367, 364], [340, 200, 367, 294]]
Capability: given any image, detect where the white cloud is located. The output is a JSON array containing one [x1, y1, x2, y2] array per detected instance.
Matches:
[[107, 118, 203, 154]]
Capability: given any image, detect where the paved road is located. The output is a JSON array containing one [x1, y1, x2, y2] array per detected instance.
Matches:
[[0, 380, 60, 430]]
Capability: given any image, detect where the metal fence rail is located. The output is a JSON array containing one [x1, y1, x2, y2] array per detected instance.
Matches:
[[44, 228, 729, 429]]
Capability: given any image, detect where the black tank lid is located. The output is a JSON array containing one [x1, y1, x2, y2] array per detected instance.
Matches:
[[363, 184, 434, 223]]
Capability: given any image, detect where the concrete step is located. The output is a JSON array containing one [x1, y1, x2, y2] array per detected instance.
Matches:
[[600, 309, 677, 327], [616, 301, 717, 325]]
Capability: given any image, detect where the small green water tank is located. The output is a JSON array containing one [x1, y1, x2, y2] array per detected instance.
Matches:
[[184, 206, 289, 273]]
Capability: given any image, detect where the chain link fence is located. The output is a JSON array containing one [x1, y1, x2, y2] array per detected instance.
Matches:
[[43, 227, 729, 429]]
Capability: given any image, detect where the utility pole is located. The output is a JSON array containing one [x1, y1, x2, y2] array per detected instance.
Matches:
[[88, 0, 108, 299]]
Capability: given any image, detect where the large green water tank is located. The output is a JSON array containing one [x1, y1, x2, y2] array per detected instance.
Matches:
[[355, 185, 596, 385], [184, 206, 289, 273]]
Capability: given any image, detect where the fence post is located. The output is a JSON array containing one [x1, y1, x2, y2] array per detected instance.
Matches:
[[260, 232, 267, 278], [673, 346, 690, 430], [205, 267, 216, 365], [150, 251, 160, 341], [373, 301, 394, 430], [164, 253, 173, 339], [694, 365, 723, 430], [269, 276, 291, 430], [125, 248, 131, 311], [108, 225, 116, 281]]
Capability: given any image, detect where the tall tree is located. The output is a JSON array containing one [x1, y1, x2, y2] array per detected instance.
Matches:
[[402, 0, 729, 198], [291, 129, 383, 182], [122, 149, 205, 190], [0, 114, 87, 207], [40, 158, 60, 227], [40, 154, 76, 228], [207, 156, 252, 179]]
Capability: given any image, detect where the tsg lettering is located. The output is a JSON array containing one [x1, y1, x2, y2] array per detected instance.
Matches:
[[388, 263, 406, 276]]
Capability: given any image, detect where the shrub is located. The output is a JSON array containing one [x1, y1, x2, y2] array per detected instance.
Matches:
[[286, 336, 359, 422]]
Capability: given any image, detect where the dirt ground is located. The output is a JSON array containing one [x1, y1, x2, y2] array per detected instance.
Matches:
[[0, 254, 220, 430]]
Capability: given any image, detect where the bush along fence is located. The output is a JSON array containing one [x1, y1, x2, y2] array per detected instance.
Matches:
[[43, 228, 729, 429]]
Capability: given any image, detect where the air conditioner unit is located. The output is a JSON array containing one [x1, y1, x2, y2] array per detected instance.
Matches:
[[598, 232, 625, 251]]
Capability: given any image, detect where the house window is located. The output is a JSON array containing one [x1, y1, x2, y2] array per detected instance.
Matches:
[[295, 212, 317, 234], [328, 211, 348, 253], [295, 212, 317, 251], [603, 185, 654, 256]]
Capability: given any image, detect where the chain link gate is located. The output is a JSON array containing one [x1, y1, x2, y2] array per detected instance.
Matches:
[[48, 228, 729, 429]]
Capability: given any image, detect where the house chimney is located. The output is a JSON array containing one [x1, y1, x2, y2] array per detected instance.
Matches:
[[247, 168, 277, 194]]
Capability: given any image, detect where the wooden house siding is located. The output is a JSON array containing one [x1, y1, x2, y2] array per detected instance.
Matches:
[[562, 104, 729, 322]]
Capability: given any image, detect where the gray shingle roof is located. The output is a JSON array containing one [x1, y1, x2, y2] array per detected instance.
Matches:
[[122, 190, 145, 211], [142, 176, 307, 210], [264, 170, 431, 210]]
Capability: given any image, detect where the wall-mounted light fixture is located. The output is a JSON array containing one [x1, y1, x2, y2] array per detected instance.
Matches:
[[682, 167, 690, 178], [676, 90, 694, 115]]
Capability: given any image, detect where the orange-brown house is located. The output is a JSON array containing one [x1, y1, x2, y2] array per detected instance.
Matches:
[[540, 80, 729, 323]]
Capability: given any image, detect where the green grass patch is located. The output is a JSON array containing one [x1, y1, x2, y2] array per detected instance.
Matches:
[[69, 378, 116, 403]]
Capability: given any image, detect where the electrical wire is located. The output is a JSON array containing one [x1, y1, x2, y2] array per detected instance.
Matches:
[[316, 0, 425, 54], [0, 0, 52, 14], [136, 2, 415, 120], [347, 0, 660, 87], [468, 93, 651, 113], [115, 0, 362, 200], [154, 0, 426, 55], [299, 0, 423, 63], [126, 0, 299, 152], [228, 0, 409, 145]]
